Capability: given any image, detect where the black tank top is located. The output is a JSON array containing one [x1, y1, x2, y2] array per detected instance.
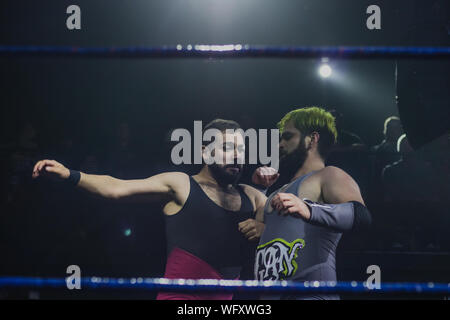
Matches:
[[165, 176, 254, 279]]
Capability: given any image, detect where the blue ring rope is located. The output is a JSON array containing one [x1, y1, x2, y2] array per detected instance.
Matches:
[[0, 45, 449, 59], [1, 277, 449, 294]]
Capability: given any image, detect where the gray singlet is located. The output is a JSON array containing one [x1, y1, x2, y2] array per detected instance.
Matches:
[[255, 172, 342, 300]]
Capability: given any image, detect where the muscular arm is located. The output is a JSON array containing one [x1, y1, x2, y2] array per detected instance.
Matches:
[[320, 166, 365, 205], [305, 166, 371, 232], [272, 167, 371, 232], [238, 184, 267, 241], [252, 190, 271, 224], [32, 159, 188, 204], [78, 171, 188, 203]]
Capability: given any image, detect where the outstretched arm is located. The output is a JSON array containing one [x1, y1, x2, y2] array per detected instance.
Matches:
[[32, 159, 187, 203]]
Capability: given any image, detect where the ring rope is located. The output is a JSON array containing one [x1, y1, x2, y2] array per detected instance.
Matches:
[[1, 277, 449, 294], [1, 44, 449, 296], [0, 45, 449, 59]]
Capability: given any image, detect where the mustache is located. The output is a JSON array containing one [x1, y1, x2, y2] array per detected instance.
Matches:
[[224, 163, 243, 168]]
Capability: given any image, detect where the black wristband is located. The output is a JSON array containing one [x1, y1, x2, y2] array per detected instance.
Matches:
[[67, 170, 81, 186], [350, 201, 372, 232]]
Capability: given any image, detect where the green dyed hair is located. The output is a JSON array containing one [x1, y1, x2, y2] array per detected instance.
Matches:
[[277, 107, 338, 159]]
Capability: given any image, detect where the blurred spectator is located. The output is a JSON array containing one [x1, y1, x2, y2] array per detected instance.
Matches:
[[371, 116, 404, 175], [368, 116, 404, 202], [381, 133, 449, 251], [382, 134, 436, 203]]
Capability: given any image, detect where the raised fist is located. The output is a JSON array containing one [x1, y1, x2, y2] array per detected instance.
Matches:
[[252, 166, 279, 188]]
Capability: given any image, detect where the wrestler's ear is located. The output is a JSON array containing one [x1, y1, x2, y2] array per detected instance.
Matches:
[[201, 144, 207, 162], [202, 144, 214, 164], [309, 131, 320, 148]]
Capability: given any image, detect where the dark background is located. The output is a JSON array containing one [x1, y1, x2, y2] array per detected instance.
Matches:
[[0, 0, 449, 299]]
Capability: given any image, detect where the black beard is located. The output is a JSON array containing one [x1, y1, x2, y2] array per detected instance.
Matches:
[[278, 140, 308, 178], [208, 163, 243, 186]]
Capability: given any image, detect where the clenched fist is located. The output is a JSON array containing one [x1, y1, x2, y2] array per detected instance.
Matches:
[[252, 166, 279, 189], [32, 159, 70, 181], [238, 219, 265, 241], [270, 193, 311, 220]]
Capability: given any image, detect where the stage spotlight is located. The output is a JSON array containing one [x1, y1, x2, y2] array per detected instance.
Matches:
[[319, 64, 332, 78]]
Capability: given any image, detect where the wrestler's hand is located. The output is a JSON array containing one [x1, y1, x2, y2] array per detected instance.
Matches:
[[271, 193, 311, 220], [252, 166, 280, 189], [238, 219, 265, 241], [32, 159, 70, 182]]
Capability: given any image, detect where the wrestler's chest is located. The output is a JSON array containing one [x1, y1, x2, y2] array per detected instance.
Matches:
[[200, 185, 242, 211], [266, 176, 322, 214], [297, 177, 323, 202]]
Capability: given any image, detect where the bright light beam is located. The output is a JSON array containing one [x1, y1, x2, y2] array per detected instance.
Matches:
[[319, 64, 332, 78]]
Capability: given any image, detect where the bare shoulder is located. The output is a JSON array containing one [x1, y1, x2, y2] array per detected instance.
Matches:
[[159, 171, 190, 182], [319, 166, 364, 204], [319, 166, 354, 182], [144, 171, 190, 193], [239, 183, 267, 198], [157, 172, 190, 214], [238, 184, 267, 211]]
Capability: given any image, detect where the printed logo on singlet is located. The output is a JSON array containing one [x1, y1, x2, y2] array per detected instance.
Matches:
[[254, 238, 305, 281]]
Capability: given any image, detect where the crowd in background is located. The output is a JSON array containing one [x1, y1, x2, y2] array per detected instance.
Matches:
[[0, 115, 449, 284]]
